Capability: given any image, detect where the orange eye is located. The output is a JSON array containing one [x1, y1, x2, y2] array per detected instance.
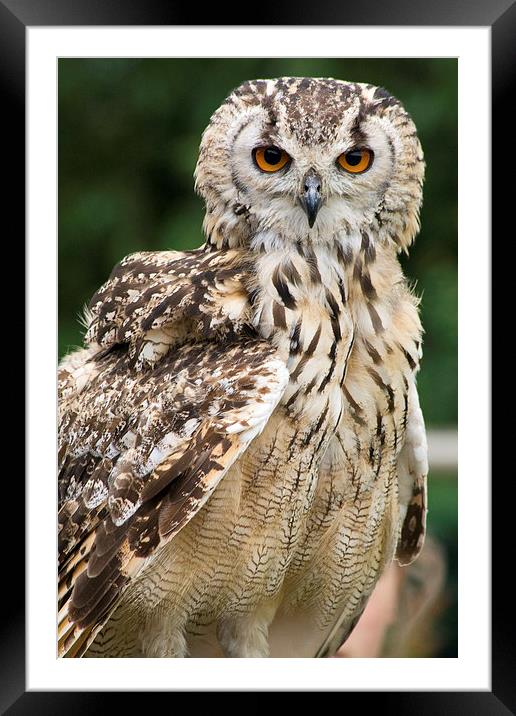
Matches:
[[337, 148, 373, 174], [253, 146, 291, 173]]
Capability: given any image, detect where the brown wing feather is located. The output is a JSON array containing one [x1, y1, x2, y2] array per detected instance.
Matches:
[[395, 381, 428, 566], [58, 249, 288, 657], [58, 339, 288, 657], [85, 247, 252, 369]]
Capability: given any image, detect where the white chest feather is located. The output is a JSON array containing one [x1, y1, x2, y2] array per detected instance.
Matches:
[[251, 243, 356, 428]]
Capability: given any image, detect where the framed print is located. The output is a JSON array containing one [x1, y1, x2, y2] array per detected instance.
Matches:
[[4, 0, 512, 710]]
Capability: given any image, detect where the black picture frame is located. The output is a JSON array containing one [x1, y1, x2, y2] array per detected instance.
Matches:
[[5, 0, 512, 710]]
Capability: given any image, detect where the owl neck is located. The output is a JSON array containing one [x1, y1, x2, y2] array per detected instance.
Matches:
[[247, 231, 400, 419], [249, 229, 396, 343]]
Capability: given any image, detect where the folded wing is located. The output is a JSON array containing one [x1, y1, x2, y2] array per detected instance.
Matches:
[[58, 249, 288, 657]]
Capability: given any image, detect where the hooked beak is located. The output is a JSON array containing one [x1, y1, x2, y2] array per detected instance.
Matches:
[[300, 171, 322, 228]]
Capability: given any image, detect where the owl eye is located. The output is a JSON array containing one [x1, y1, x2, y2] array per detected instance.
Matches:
[[337, 148, 374, 174], [253, 146, 291, 173]]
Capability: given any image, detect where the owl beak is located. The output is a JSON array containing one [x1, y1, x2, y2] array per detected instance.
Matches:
[[301, 171, 322, 228]]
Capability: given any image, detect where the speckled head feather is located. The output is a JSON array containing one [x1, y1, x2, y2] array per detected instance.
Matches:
[[195, 77, 424, 253]]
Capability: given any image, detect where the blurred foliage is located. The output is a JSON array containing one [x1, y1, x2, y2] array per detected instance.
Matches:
[[427, 472, 458, 657], [59, 58, 457, 426]]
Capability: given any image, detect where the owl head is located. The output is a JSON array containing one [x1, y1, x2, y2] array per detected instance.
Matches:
[[194, 78, 424, 253]]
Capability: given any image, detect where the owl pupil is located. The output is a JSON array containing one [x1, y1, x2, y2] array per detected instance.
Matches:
[[264, 147, 282, 165], [346, 150, 362, 166]]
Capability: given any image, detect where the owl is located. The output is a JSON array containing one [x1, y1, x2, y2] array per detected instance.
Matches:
[[58, 77, 428, 658]]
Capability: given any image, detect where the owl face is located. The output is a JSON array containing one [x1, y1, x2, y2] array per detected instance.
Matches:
[[195, 78, 424, 251]]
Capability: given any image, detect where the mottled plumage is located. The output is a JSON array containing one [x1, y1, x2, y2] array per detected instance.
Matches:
[[58, 77, 427, 658]]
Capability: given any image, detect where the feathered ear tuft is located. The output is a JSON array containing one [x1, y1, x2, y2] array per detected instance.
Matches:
[[365, 89, 425, 254]]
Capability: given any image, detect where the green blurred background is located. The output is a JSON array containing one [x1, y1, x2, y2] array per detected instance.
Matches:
[[58, 58, 457, 657]]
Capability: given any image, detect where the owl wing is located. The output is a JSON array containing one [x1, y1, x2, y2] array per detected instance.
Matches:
[[84, 247, 252, 367], [58, 250, 289, 658], [394, 379, 428, 566]]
